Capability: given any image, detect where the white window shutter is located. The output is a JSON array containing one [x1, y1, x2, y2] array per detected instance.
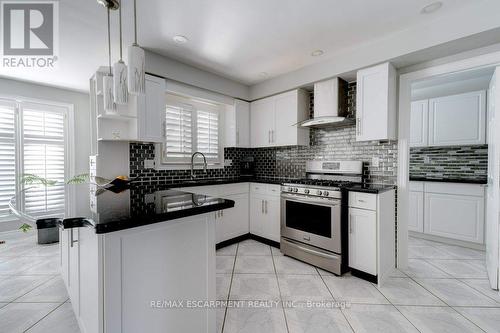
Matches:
[[197, 110, 219, 161], [0, 100, 17, 217], [22, 104, 67, 218], [164, 105, 193, 161]]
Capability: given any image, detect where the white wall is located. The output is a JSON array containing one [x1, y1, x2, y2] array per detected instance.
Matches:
[[146, 50, 250, 100], [249, 0, 500, 100], [0, 77, 90, 232]]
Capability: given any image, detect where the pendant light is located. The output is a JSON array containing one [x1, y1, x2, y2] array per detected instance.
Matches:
[[103, 7, 115, 112], [113, 2, 128, 104], [127, 0, 145, 95]]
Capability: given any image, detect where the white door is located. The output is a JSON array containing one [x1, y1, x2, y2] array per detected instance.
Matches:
[[348, 208, 377, 275], [138, 75, 165, 143], [486, 67, 500, 290], [250, 98, 274, 147], [218, 193, 249, 242], [274, 91, 297, 146], [428, 90, 486, 146], [410, 100, 428, 147], [408, 191, 424, 232]]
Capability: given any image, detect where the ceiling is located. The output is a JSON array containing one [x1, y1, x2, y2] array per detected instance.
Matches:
[[0, 0, 490, 92]]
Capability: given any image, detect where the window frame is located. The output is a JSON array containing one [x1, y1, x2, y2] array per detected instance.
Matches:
[[155, 93, 225, 170], [0, 94, 75, 223]]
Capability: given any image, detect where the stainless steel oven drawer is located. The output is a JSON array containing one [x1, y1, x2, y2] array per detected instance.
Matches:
[[280, 237, 342, 275]]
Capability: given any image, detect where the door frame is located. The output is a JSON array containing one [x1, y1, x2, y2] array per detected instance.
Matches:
[[397, 50, 500, 269]]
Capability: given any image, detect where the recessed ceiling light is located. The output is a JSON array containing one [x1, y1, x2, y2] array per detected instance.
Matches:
[[259, 72, 268, 78], [421, 1, 443, 14], [311, 50, 324, 57], [173, 35, 189, 44]]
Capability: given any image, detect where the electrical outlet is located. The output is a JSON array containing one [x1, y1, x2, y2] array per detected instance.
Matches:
[[372, 157, 380, 168], [224, 159, 232, 167], [144, 159, 155, 169]]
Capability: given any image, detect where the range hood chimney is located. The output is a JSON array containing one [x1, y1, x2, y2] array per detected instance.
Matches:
[[299, 77, 353, 128]]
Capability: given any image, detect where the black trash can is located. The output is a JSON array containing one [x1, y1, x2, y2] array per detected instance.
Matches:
[[36, 218, 61, 244]]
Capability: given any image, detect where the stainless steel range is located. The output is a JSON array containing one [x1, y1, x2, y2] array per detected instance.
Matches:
[[280, 160, 363, 275]]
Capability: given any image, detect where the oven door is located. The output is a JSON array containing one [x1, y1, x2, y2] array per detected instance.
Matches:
[[281, 193, 341, 253]]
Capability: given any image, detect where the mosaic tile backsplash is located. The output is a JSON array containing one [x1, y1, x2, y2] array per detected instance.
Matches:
[[410, 145, 488, 181], [130, 83, 398, 186]]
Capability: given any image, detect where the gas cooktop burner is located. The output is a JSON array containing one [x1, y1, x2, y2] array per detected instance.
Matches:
[[284, 179, 354, 188]]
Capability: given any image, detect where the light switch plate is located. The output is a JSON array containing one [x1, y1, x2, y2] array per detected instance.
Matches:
[[144, 159, 155, 169], [372, 157, 380, 168]]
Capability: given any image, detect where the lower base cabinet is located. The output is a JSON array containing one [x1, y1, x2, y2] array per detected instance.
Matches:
[[348, 208, 377, 275], [409, 181, 485, 244], [249, 193, 280, 242], [216, 193, 249, 243]]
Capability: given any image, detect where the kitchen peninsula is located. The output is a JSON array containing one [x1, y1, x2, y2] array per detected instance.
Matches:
[[12, 183, 234, 333]]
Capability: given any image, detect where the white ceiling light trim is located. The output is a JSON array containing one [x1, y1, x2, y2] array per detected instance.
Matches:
[[128, 0, 145, 95], [311, 49, 324, 57], [113, 2, 128, 104], [421, 1, 443, 14], [173, 35, 189, 44]]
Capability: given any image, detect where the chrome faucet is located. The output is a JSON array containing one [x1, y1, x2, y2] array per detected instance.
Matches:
[[191, 152, 208, 178]]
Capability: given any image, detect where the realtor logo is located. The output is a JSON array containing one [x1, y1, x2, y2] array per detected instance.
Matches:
[[1, 1, 58, 67]]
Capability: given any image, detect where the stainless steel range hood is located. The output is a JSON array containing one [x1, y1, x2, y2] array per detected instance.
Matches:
[[298, 77, 353, 129]]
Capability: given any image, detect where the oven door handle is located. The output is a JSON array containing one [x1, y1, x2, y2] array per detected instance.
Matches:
[[280, 193, 341, 206], [282, 239, 339, 260]]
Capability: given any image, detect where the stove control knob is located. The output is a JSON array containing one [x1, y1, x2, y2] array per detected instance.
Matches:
[[317, 190, 322, 196], [304, 189, 310, 194], [293, 188, 299, 193], [287, 187, 293, 192], [324, 191, 329, 197]]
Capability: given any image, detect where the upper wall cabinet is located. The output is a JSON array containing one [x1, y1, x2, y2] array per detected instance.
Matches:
[[409, 91, 486, 147], [410, 100, 429, 147], [356, 62, 397, 142], [428, 91, 486, 146], [225, 99, 250, 148], [250, 89, 309, 148], [136, 75, 165, 143]]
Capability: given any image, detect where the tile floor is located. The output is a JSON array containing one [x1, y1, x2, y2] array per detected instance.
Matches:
[[216, 237, 500, 333], [1, 230, 499, 333]]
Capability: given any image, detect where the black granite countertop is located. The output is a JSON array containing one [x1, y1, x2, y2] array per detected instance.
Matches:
[[11, 183, 234, 234], [409, 177, 487, 185], [343, 183, 396, 194]]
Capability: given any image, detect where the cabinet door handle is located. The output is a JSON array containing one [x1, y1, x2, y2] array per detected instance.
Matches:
[[221, 210, 224, 217], [215, 212, 217, 219], [261, 200, 264, 213], [271, 130, 274, 143], [268, 130, 271, 143], [70, 229, 78, 248], [264, 200, 268, 214], [236, 130, 240, 146], [162, 120, 166, 138], [349, 221, 354, 234]]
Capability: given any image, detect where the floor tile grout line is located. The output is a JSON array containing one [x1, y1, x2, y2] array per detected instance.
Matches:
[[220, 243, 238, 333], [316, 268, 356, 333], [22, 300, 66, 333], [458, 278, 500, 303], [270, 246, 290, 333], [5, 274, 57, 304]]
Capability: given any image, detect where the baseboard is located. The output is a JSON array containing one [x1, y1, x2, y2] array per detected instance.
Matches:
[[409, 231, 485, 251], [351, 268, 377, 284], [216, 233, 280, 250]]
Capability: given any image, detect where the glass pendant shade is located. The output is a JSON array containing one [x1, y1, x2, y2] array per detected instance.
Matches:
[[113, 60, 128, 104], [127, 44, 145, 95], [103, 74, 115, 112]]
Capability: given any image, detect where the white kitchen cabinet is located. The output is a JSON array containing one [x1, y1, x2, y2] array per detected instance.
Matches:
[[348, 207, 377, 275], [216, 193, 249, 243], [250, 98, 274, 147], [410, 100, 429, 147], [249, 183, 281, 242], [409, 191, 424, 233], [60, 228, 80, 314], [250, 89, 309, 147], [356, 62, 397, 142], [225, 99, 250, 148], [348, 189, 396, 285], [428, 90, 486, 146], [424, 182, 485, 243], [136, 75, 165, 143]]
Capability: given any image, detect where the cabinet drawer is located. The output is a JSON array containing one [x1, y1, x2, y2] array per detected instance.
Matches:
[[218, 183, 249, 196], [267, 184, 281, 196], [424, 182, 484, 197], [250, 183, 268, 195], [409, 181, 424, 192], [349, 192, 377, 210]]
